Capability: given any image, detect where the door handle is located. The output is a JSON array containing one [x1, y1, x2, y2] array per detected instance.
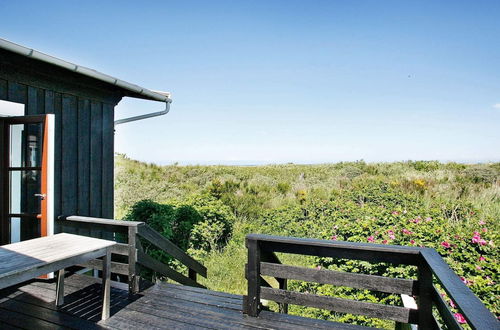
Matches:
[[34, 193, 46, 200]]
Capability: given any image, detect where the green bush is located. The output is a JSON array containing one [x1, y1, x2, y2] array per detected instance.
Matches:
[[276, 182, 291, 194], [124, 199, 177, 242], [409, 160, 441, 172], [177, 194, 236, 254], [341, 165, 364, 179], [124, 194, 235, 261], [463, 166, 500, 184]]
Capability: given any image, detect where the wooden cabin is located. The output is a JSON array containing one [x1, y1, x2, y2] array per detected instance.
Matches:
[[0, 37, 171, 245], [0, 39, 497, 329]]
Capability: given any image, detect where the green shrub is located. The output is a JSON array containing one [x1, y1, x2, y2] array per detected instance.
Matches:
[[341, 165, 364, 179], [124, 199, 177, 241], [178, 194, 236, 254], [463, 166, 500, 184], [123, 194, 235, 261], [276, 182, 291, 194], [409, 160, 441, 172]]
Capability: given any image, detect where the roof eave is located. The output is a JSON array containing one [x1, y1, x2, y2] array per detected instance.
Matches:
[[0, 38, 171, 103]]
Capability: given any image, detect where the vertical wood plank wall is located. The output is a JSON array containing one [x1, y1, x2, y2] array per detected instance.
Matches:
[[0, 79, 115, 224]]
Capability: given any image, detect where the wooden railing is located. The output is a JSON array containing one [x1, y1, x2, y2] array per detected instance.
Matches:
[[243, 234, 498, 330], [58, 216, 207, 293]]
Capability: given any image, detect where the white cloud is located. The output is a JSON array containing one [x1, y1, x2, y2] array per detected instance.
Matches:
[[493, 103, 500, 109]]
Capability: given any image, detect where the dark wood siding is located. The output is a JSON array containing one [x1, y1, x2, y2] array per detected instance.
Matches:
[[77, 99, 91, 216], [61, 94, 78, 215], [0, 77, 117, 226], [102, 103, 114, 219], [90, 101, 103, 218]]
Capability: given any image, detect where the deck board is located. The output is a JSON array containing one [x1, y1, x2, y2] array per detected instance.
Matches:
[[0, 274, 375, 329]]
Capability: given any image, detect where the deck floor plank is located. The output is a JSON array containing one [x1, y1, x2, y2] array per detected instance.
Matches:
[[0, 273, 373, 329], [0, 307, 66, 330]]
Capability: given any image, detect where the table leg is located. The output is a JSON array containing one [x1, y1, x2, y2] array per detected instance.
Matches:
[[101, 248, 111, 320], [55, 269, 65, 306]]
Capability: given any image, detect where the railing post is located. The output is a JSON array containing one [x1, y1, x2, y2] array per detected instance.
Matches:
[[244, 237, 261, 316], [278, 278, 288, 314], [128, 226, 139, 294], [417, 261, 434, 329], [188, 268, 197, 282]]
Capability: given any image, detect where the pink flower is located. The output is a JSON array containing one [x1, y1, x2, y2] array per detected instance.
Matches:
[[367, 236, 375, 243], [402, 229, 413, 235], [478, 239, 487, 246], [391, 211, 400, 216], [441, 241, 451, 249], [482, 227, 488, 233], [472, 232, 482, 244], [454, 313, 466, 324], [479, 220, 486, 225], [386, 230, 396, 240], [316, 266, 322, 270], [449, 300, 456, 308], [382, 240, 388, 244], [479, 256, 486, 262], [331, 235, 338, 240], [460, 277, 473, 286], [476, 265, 482, 271], [425, 217, 432, 222], [410, 240, 415, 245], [333, 225, 339, 230]]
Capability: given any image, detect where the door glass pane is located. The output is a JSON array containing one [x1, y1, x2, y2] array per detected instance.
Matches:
[[10, 217, 21, 243], [9, 123, 42, 167], [9, 216, 39, 242], [9, 124, 23, 167], [9, 170, 41, 214]]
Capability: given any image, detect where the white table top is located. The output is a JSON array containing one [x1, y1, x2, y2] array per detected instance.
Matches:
[[0, 233, 116, 279]]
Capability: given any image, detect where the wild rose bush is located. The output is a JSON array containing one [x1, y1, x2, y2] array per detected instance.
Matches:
[[254, 181, 498, 327]]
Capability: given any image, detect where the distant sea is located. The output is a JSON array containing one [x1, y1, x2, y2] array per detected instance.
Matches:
[[157, 159, 500, 166]]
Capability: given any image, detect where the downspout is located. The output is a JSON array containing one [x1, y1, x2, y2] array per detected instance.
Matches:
[[114, 99, 171, 126]]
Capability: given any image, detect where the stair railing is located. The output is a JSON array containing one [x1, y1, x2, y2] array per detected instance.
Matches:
[[59, 215, 207, 293]]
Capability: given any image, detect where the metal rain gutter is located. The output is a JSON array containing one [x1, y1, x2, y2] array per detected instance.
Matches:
[[0, 38, 171, 103]]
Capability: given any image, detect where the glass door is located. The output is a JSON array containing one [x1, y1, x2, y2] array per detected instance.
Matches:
[[1, 115, 54, 245]]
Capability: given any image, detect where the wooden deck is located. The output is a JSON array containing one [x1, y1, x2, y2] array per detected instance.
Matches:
[[0, 273, 370, 329]]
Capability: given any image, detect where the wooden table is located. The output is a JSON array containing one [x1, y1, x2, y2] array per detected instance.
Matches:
[[0, 233, 116, 320]]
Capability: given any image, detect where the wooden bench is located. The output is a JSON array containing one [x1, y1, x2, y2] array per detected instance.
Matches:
[[0, 233, 116, 320]]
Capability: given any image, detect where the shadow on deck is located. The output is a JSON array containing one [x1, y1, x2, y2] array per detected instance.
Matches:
[[0, 273, 365, 330]]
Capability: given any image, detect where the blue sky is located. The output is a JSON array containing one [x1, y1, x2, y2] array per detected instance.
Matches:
[[1, 1, 499, 164]]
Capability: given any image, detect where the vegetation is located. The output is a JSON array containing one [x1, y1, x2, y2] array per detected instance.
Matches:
[[116, 154, 499, 328]]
